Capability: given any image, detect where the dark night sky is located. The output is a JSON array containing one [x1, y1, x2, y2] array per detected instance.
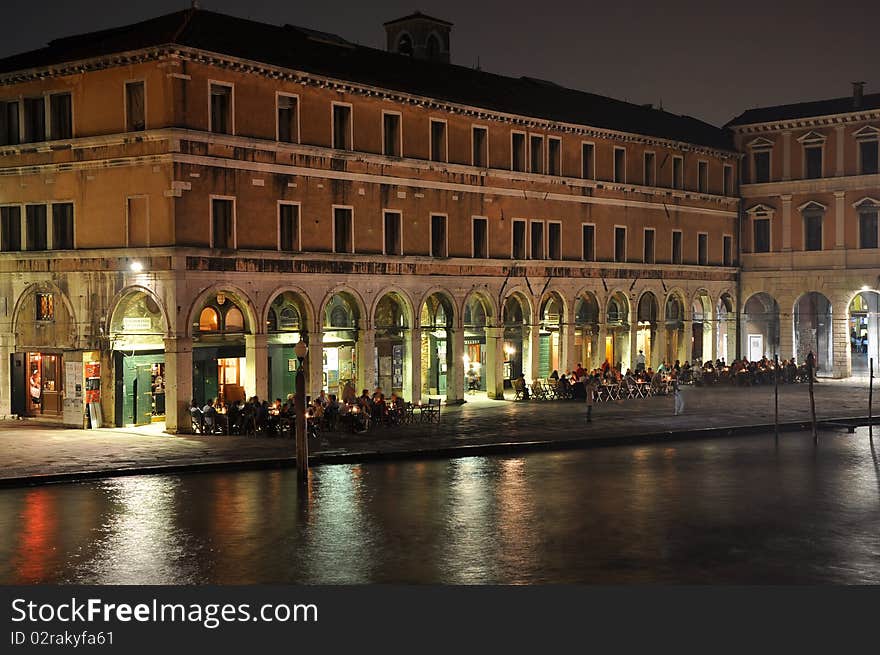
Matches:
[[4, 0, 878, 126]]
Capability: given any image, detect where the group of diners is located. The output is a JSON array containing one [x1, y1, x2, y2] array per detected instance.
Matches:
[[189, 382, 433, 437]]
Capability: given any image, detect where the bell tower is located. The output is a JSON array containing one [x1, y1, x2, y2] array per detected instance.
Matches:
[[384, 12, 452, 64]]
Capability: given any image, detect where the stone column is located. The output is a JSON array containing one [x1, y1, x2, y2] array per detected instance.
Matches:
[[629, 320, 639, 371], [778, 308, 794, 362], [244, 333, 269, 401], [834, 191, 846, 249], [306, 331, 323, 400], [683, 319, 694, 364], [447, 326, 465, 404], [164, 335, 193, 434], [781, 195, 792, 251], [408, 327, 422, 404], [525, 324, 541, 382], [832, 299, 851, 378], [710, 320, 719, 364], [597, 323, 608, 366], [0, 332, 12, 417], [485, 326, 505, 399], [782, 131, 791, 181], [561, 322, 576, 374], [357, 323, 376, 393], [654, 323, 666, 368]]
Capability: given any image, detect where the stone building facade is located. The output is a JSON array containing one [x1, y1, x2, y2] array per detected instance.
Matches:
[[2, 8, 743, 430]]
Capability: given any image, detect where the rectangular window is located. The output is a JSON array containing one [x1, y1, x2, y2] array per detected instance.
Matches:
[[643, 152, 655, 186], [333, 207, 353, 253], [698, 161, 708, 193], [547, 137, 561, 176], [512, 132, 526, 172], [530, 221, 544, 259], [430, 214, 447, 257], [0, 100, 20, 145], [614, 226, 626, 262], [804, 212, 823, 251], [698, 233, 708, 265], [52, 203, 74, 249], [753, 218, 770, 253], [472, 126, 488, 167], [723, 235, 733, 266], [23, 97, 45, 143], [211, 198, 234, 249], [472, 216, 488, 258], [277, 94, 298, 143], [0, 206, 21, 251], [804, 145, 823, 179], [582, 224, 595, 261], [859, 140, 878, 175], [512, 219, 526, 259], [25, 205, 47, 251], [209, 83, 232, 135], [530, 135, 544, 174], [672, 156, 683, 189], [279, 203, 300, 252], [753, 151, 770, 183], [548, 222, 561, 260], [613, 147, 626, 183], [723, 165, 733, 196], [383, 112, 401, 157], [36, 293, 54, 321], [581, 143, 594, 179], [384, 211, 402, 255], [643, 228, 655, 264], [49, 93, 72, 140], [332, 104, 352, 150], [126, 81, 145, 132], [672, 230, 682, 264], [859, 210, 879, 249], [430, 120, 447, 162]]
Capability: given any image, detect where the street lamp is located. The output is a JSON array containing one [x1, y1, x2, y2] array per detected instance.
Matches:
[[294, 339, 309, 485]]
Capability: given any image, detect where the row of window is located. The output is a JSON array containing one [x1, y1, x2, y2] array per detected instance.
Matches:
[[744, 130, 880, 183], [0, 204, 74, 251], [215, 198, 732, 265], [749, 206, 880, 252]]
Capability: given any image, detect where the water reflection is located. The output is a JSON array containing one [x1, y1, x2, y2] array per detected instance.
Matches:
[[1, 429, 879, 584]]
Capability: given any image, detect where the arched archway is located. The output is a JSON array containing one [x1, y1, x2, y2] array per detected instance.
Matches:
[[605, 291, 630, 368], [538, 292, 565, 378], [322, 291, 362, 397], [502, 293, 530, 383], [109, 288, 170, 426], [573, 291, 600, 370], [374, 291, 411, 395], [849, 290, 880, 375], [794, 292, 833, 375], [266, 290, 312, 401], [420, 292, 455, 399], [664, 292, 686, 365], [692, 291, 713, 364], [463, 293, 493, 393], [715, 293, 735, 364], [636, 291, 658, 371], [743, 292, 780, 361], [425, 32, 441, 59]]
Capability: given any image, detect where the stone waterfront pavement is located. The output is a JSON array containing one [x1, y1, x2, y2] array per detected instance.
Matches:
[[0, 378, 875, 484]]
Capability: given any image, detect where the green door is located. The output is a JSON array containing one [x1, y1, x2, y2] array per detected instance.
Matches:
[[135, 365, 153, 426]]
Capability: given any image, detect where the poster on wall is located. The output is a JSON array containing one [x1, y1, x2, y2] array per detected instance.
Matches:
[[392, 345, 403, 389]]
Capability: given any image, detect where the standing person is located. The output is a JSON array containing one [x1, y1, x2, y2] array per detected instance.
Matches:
[[636, 350, 646, 372], [585, 374, 596, 422], [672, 377, 684, 416]]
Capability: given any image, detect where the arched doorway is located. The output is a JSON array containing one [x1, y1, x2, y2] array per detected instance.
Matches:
[[420, 293, 455, 398], [502, 294, 528, 384], [636, 292, 658, 370], [322, 292, 360, 397], [192, 291, 252, 406], [743, 293, 780, 361], [794, 292, 833, 374], [463, 294, 491, 392], [664, 293, 686, 365], [374, 292, 410, 395], [692, 291, 713, 365], [538, 293, 564, 378], [109, 290, 168, 426], [849, 291, 880, 375], [266, 291, 310, 401], [574, 292, 600, 370], [715, 293, 735, 364], [605, 291, 630, 368]]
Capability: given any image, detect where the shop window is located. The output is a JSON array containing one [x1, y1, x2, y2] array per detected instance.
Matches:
[[36, 293, 54, 321]]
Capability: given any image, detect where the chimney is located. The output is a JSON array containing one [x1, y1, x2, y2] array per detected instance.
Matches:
[[852, 81, 865, 109]]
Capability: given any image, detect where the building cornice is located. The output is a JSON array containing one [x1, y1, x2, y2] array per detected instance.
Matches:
[[740, 173, 880, 198], [0, 45, 738, 159], [731, 110, 880, 135]]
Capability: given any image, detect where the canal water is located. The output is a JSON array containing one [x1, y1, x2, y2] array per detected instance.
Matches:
[[1, 430, 879, 584]]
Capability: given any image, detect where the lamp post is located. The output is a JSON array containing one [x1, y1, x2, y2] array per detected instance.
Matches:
[[294, 339, 309, 485]]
